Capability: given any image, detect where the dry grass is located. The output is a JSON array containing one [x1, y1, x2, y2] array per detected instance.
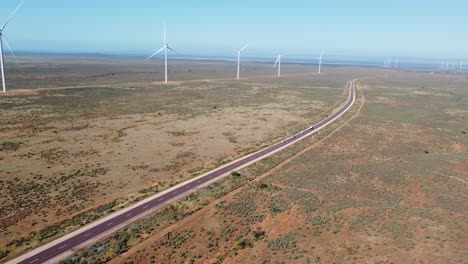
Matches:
[[0, 56, 360, 261], [106, 70, 467, 264]]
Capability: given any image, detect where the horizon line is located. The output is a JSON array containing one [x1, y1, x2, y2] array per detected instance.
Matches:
[[7, 50, 466, 63]]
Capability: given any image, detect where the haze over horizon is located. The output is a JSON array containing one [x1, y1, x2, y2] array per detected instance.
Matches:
[[1, 0, 468, 60]]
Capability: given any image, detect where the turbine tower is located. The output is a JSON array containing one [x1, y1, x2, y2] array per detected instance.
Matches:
[[273, 53, 281, 77], [146, 23, 176, 84], [384, 58, 390, 68], [317, 50, 325, 74], [236, 44, 248, 80], [0, 0, 24, 93]]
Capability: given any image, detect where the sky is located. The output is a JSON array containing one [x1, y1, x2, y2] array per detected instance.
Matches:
[[1, 0, 468, 60]]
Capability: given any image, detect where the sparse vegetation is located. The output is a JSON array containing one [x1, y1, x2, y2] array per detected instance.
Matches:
[[1, 59, 348, 261], [91, 70, 467, 264], [2, 59, 466, 264], [0, 141, 21, 152]]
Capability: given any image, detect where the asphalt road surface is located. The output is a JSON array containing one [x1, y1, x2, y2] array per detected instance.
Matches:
[[10, 79, 358, 264]]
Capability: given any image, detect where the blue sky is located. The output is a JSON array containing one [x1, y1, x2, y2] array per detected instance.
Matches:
[[1, 0, 467, 59]]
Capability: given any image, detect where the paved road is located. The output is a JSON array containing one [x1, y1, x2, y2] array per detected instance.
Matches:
[[10, 79, 358, 264]]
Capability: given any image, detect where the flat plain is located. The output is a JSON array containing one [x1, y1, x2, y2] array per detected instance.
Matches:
[[105, 70, 467, 264], [0, 55, 361, 261], [1, 56, 466, 263]]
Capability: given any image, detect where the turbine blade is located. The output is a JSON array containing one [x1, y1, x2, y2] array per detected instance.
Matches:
[[167, 45, 176, 52], [1, 0, 25, 31], [239, 44, 248, 52], [1, 35, 15, 57], [273, 56, 280, 68], [145, 46, 165, 61], [320, 50, 325, 58]]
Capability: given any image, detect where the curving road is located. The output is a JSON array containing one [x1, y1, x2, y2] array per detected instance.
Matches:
[[9, 79, 358, 264]]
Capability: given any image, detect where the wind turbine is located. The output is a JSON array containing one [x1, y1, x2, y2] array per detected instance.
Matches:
[[317, 50, 325, 74], [236, 44, 248, 80], [384, 58, 390, 68], [146, 23, 175, 84], [273, 52, 281, 77], [0, 0, 24, 93]]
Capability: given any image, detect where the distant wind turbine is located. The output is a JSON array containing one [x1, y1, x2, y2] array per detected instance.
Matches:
[[273, 52, 281, 77], [384, 58, 394, 69], [394, 58, 398, 69], [146, 23, 176, 84], [317, 50, 325, 74], [385, 58, 391, 69], [0, 0, 24, 93], [236, 44, 248, 80]]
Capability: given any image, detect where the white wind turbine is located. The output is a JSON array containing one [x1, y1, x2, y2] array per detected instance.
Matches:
[[317, 50, 325, 74], [0, 0, 24, 93], [273, 52, 281, 77], [236, 44, 248, 80], [385, 58, 391, 68], [146, 23, 175, 84]]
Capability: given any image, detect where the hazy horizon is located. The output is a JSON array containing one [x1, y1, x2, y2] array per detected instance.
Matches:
[[6, 51, 463, 70]]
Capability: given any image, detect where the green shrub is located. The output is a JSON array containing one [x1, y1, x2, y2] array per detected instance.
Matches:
[[231, 171, 242, 177]]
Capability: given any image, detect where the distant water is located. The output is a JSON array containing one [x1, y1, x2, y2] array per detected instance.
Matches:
[[12, 51, 463, 71], [173, 54, 462, 70]]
